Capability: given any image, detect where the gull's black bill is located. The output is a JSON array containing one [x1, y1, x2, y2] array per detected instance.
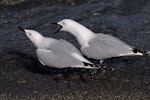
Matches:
[[51, 23, 62, 34], [18, 27, 25, 32], [51, 22, 58, 25]]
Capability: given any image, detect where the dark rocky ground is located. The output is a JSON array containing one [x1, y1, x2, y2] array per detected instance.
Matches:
[[0, 0, 150, 99]]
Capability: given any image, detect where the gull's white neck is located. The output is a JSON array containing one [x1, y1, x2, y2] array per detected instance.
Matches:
[[31, 35, 45, 49], [67, 23, 95, 46]]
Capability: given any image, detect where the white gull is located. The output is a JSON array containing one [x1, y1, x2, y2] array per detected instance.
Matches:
[[19, 27, 100, 69]]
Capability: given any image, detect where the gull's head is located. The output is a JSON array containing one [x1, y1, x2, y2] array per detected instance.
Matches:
[[57, 19, 74, 32], [18, 27, 42, 40], [53, 19, 81, 34], [18, 27, 43, 48], [53, 19, 92, 36], [52, 19, 94, 46]]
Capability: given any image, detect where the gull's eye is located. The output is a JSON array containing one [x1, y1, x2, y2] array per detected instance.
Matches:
[[29, 32, 32, 36], [62, 22, 65, 25]]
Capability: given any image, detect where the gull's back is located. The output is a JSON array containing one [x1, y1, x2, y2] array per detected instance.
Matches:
[[36, 38, 95, 68], [36, 49, 83, 68], [43, 37, 82, 55], [81, 33, 136, 59]]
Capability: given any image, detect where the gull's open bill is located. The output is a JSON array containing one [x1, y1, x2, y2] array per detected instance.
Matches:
[[51, 23, 62, 34]]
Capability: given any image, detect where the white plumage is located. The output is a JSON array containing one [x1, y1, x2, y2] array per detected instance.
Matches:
[[56, 19, 144, 64], [19, 27, 100, 69]]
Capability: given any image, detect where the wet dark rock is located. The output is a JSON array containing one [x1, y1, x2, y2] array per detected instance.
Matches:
[[0, 0, 150, 99]]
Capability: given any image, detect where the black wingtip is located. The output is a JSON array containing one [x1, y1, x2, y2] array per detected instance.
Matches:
[[83, 62, 94, 67], [18, 27, 25, 32], [83, 62, 102, 68], [132, 48, 150, 56], [132, 48, 144, 53]]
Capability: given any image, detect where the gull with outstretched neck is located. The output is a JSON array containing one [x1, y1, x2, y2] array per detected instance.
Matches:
[[18, 27, 100, 69], [53, 19, 149, 64]]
